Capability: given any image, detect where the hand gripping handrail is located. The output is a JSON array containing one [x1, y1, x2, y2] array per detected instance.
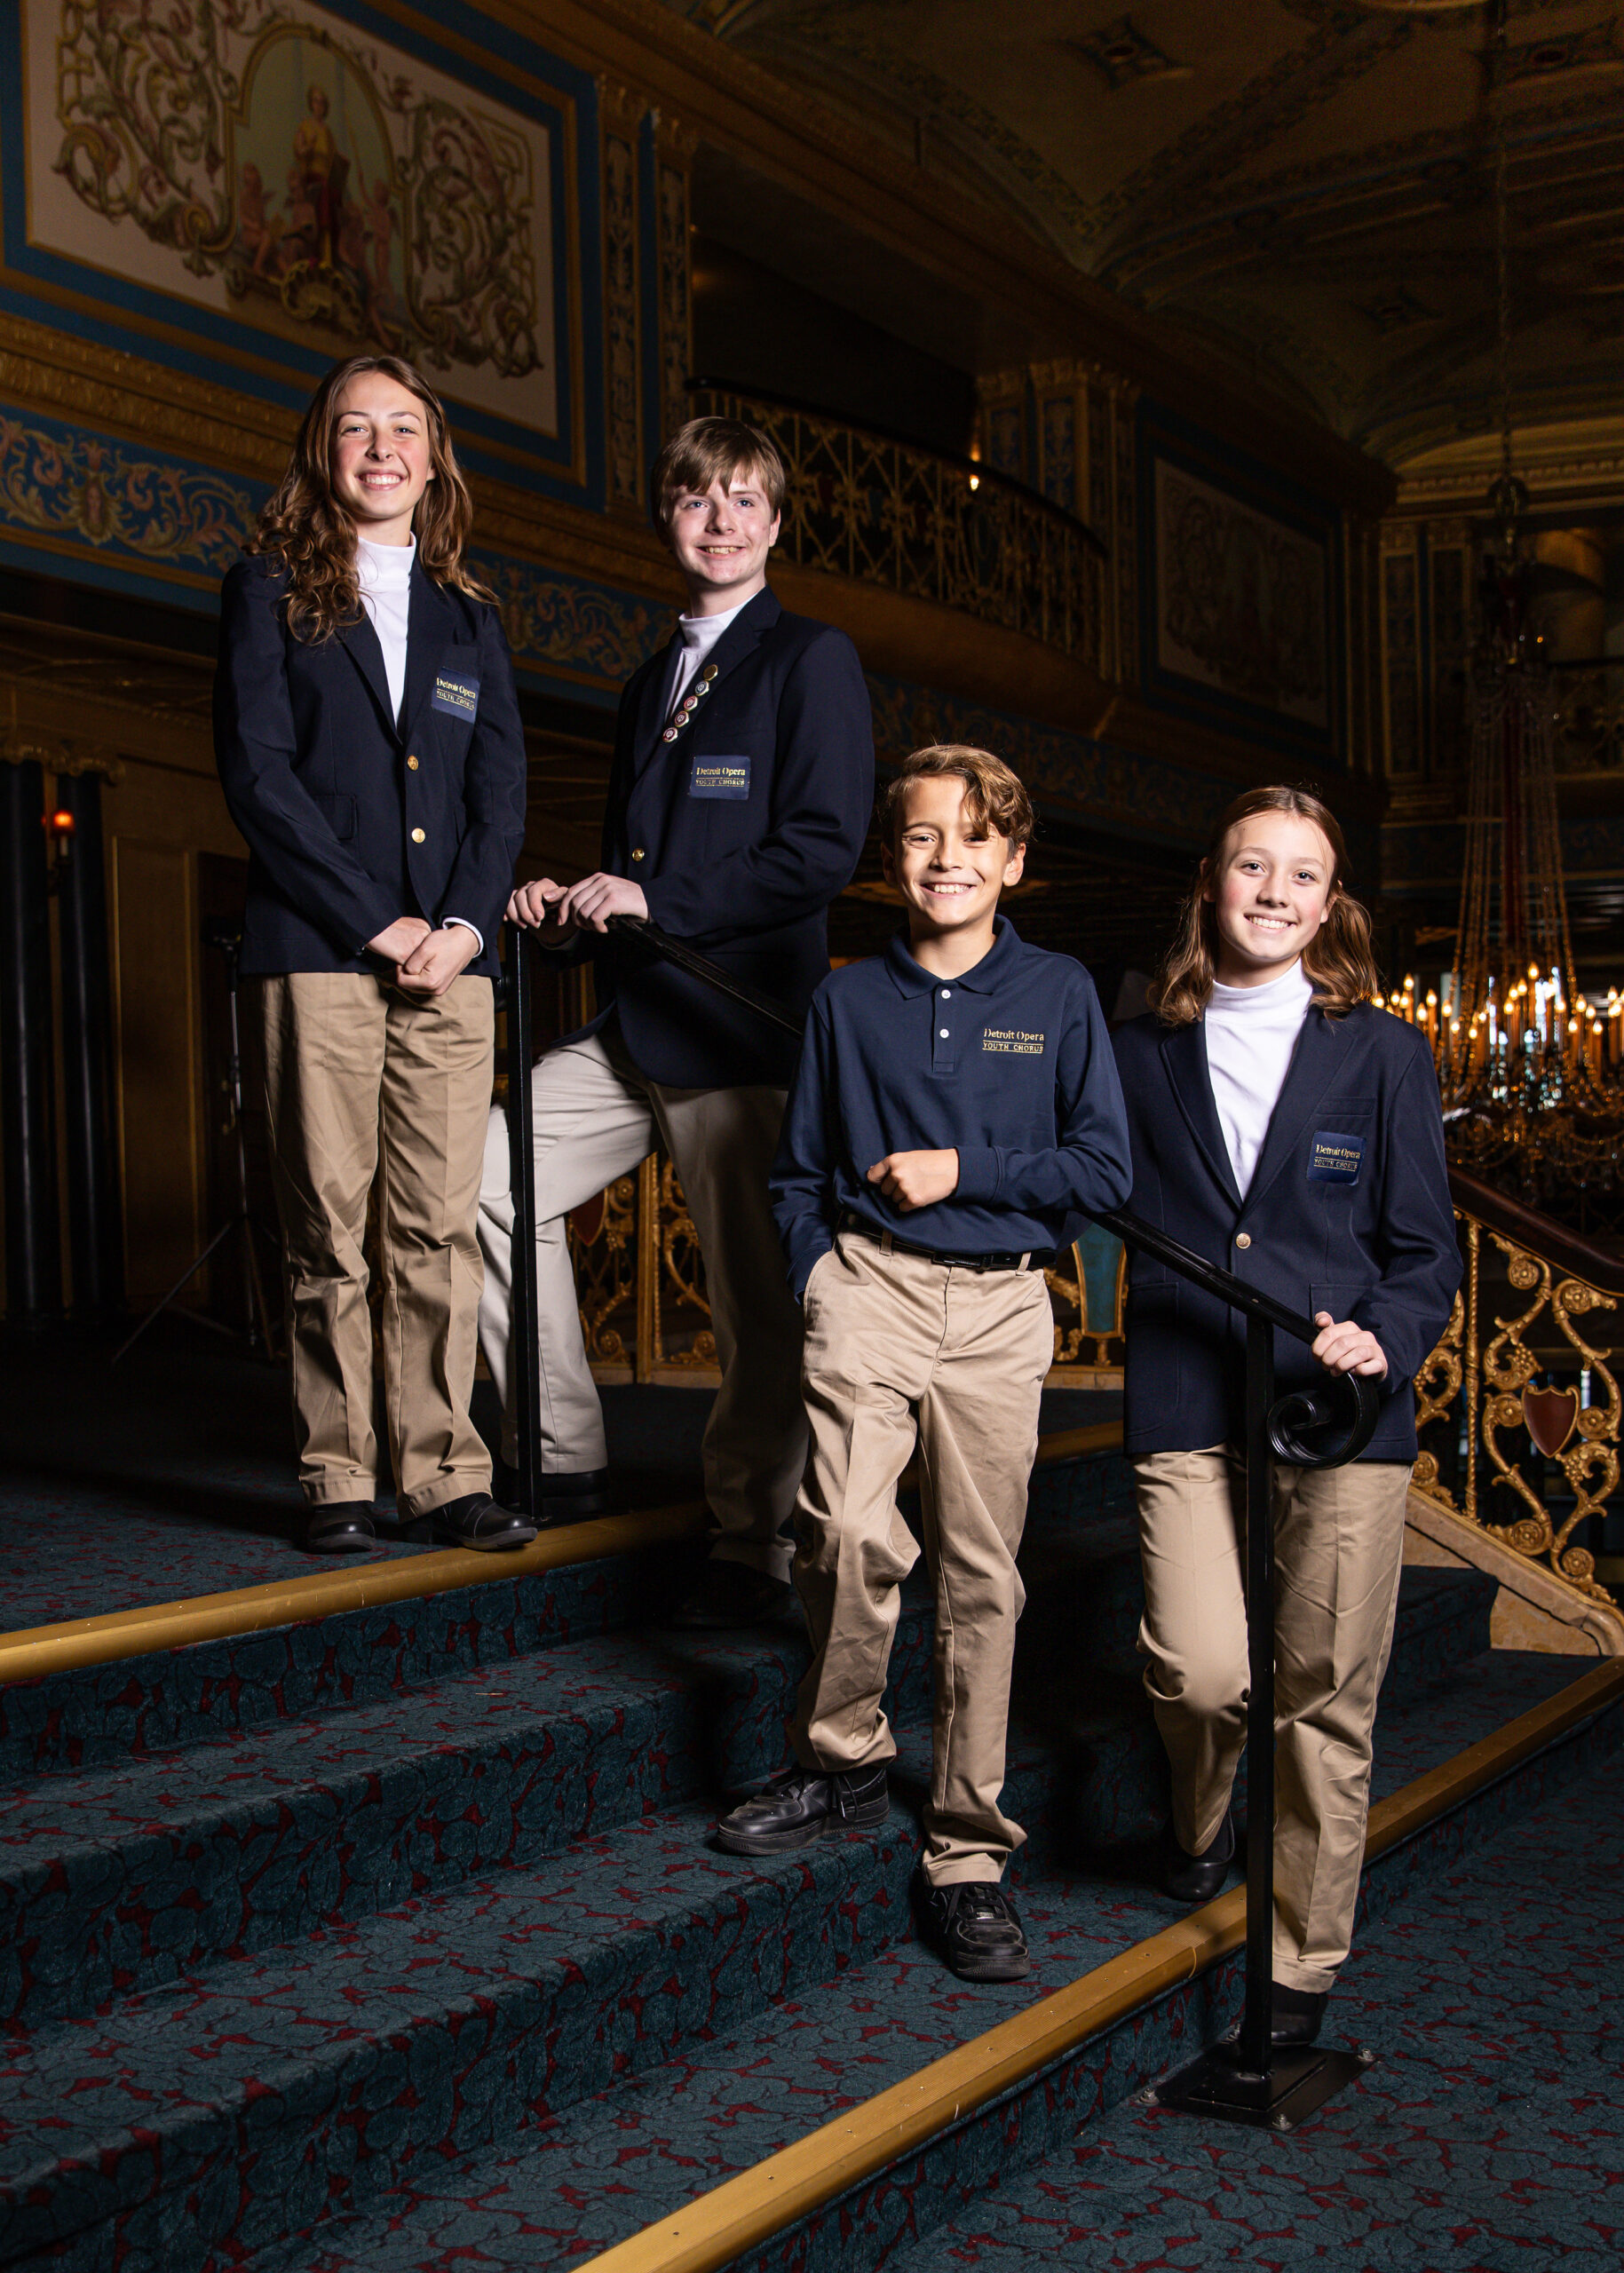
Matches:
[[504, 915, 1382, 2126]]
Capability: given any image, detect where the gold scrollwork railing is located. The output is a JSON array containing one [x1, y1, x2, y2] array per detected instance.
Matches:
[[1413, 1194, 1620, 1616], [574, 1149, 1127, 1388], [688, 382, 1105, 666]]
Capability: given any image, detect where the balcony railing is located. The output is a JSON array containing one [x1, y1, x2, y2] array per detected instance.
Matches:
[[687, 380, 1108, 668]]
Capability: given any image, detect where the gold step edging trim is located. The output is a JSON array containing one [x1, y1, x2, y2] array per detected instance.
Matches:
[[0, 1504, 710, 1686], [574, 1657, 1624, 2273], [0, 1422, 1127, 1686]]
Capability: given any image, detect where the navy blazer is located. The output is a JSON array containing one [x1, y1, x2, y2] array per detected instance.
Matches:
[[1111, 1002, 1461, 1463], [588, 585, 874, 1089], [214, 553, 527, 979]]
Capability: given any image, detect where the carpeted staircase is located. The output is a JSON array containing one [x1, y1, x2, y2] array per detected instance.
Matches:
[[0, 1445, 1615, 2273]]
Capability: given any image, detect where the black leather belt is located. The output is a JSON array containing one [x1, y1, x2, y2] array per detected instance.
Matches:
[[840, 1214, 1053, 1273]]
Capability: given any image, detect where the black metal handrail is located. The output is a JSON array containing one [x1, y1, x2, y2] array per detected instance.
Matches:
[[504, 915, 1382, 2121]]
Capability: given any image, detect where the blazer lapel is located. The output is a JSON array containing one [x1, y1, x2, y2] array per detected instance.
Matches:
[[631, 587, 780, 778], [1242, 1008, 1350, 1215], [1161, 1020, 1242, 1209], [398, 568, 456, 748], [630, 637, 680, 776], [338, 611, 396, 738]]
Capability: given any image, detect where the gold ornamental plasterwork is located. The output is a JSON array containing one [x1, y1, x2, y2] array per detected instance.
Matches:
[[1413, 1209, 1622, 1620]]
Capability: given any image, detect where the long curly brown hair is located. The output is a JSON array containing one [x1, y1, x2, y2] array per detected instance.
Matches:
[[246, 355, 493, 640], [1150, 785, 1379, 1026]]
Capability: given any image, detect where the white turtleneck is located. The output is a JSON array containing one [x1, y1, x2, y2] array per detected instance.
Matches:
[[1203, 961, 1315, 1197], [355, 533, 414, 724], [662, 595, 752, 717]]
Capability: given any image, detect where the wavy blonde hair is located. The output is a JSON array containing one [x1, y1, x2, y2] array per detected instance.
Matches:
[[1151, 785, 1378, 1026], [247, 355, 493, 640]]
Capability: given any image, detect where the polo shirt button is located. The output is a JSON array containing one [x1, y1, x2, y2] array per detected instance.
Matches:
[[410, 828, 425, 843], [1234, 1232, 1251, 1250], [407, 755, 419, 771], [630, 847, 646, 862], [940, 989, 952, 999], [939, 1027, 949, 1039]]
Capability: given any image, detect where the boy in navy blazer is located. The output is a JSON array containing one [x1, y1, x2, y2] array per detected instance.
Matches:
[[477, 418, 875, 1623], [1113, 787, 1460, 2048]]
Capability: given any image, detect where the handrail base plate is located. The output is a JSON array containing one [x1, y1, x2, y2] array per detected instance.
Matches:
[[1145, 2038, 1376, 2134]]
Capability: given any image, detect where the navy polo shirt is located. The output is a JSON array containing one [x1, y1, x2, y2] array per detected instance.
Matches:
[[770, 917, 1133, 1300]]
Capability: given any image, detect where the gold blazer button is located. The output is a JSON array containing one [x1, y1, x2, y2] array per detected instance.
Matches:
[[1234, 1232, 1251, 1250], [630, 847, 646, 862], [410, 828, 426, 844], [407, 755, 420, 771]]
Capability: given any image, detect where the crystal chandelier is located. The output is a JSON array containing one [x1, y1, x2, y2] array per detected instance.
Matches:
[[1380, 1, 1624, 1229]]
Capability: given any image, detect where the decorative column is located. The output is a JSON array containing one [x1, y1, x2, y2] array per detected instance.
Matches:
[[54, 760, 124, 1321], [0, 749, 61, 1325], [599, 80, 646, 513]]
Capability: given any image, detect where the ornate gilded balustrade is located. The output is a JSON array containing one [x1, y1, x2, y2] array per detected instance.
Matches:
[[687, 383, 1108, 670], [572, 1149, 1126, 1388], [565, 1154, 1623, 1635], [1413, 1173, 1623, 1628]]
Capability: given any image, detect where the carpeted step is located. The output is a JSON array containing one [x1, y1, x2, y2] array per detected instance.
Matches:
[[0, 1446, 1134, 1788], [882, 1743, 1624, 2273], [234, 1647, 1613, 2273], [0, 1710, 1084, 2273], [0, 1595, 941, 2030]]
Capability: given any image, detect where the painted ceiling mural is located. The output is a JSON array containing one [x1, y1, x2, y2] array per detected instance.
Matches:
[[669, 0, 1624, 464], [25, 0, 561, 437]]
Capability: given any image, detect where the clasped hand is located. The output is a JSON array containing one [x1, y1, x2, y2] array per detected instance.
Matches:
[[866, 1149, 960, 1212], [366, 915, 479, 996], [507, 874, 648, 937], [1311, 1312, 1388, 1379]]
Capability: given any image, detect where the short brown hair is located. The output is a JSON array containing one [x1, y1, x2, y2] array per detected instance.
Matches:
[[650, 416, 787, 535], [878, 745, 1035, 851], [1150, 783, 1378, 1026]]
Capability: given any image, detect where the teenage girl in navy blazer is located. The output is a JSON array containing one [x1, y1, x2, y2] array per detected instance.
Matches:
[[215, 355, 528, 1556], [1111, 785, 1460, 2049]]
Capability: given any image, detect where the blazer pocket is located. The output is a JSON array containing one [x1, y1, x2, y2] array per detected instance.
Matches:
[[1311, 1283, 1373, 1325], [313, 791, 358, 841]]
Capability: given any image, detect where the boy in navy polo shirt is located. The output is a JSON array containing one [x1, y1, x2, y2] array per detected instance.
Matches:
[[715, 744, 1131, 1981]]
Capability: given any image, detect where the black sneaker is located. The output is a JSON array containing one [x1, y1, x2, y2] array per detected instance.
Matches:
[[714, 1762, 889, 1856], [430, 1493, 537, 1551], [915, 1876, 1031, 1982], [305, 1501, 376, 1553], [669, 1560, 796, 1629], [1271, 1985, 1327, 2047], [495, 1460, 613, 1523], [1161, 1808, 1235, 1904]]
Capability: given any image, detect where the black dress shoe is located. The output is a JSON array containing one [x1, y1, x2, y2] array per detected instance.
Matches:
[[305, 1502, 376, 1552], [915, 1876, 1031, 1983], [669, 1560, 796, 1629], [430, 1493, 537, 1551], [494, 1460, 613, 1523], [1271, 1985, 1328, 2047], [715, 1761, 890, 1855], [1161, 1809, 1236, 1904]]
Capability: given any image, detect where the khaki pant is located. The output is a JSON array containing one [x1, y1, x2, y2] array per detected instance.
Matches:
[[1134, 1445, 1411, 1992], [792, 1232, 1055, 1886], [476, 1023, 806, 1580], [257, 970, 494, 1517]]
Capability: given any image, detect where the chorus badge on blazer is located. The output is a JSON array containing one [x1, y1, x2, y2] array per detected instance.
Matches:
[[689, 755, 751, 799], [432, 672, 479, 720], [1307, 1130, 1365, 1184]]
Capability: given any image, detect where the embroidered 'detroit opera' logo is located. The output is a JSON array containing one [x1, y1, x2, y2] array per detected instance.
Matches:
[[982, 1028, 1045, 1055], [432, 674, 479, 719]]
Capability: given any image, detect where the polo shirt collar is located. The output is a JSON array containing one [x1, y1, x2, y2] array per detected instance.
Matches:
[[883, 915, 1019, 998]]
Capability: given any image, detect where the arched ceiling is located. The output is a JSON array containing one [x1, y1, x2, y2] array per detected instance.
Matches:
[[662, 1, 1624, 467]]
